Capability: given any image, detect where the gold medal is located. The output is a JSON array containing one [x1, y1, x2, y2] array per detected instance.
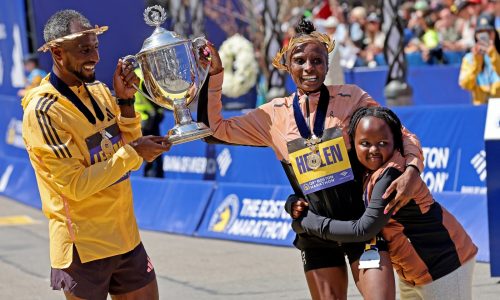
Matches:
[[306, 151, 322, 170], [100, 130, 114, 157], [305, 135, 322, 170]]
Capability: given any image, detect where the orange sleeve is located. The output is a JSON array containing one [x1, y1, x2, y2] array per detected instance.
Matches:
[[206, 71, 275, 147]]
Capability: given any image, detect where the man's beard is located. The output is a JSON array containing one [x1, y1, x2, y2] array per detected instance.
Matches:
[[71, 69, 95, 83]]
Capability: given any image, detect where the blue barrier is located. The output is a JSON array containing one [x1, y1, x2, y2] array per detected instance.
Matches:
[[156, 110, 291, 184], [145, 138, 216, 181], [436, 192, 488, 262], [0, 95, 29, 159], [0, 156, 41, 209], [0, 152, 215, 236], [132, 178, 215, 235], [193, 181, 489, 260], [196, 182, 295, 246]]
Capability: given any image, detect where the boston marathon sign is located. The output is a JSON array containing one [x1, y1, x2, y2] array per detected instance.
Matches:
[[200, 191, 295, 246]]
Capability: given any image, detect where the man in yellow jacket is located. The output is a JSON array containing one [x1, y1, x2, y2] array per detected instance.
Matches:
[[21, 10, 170, 299]]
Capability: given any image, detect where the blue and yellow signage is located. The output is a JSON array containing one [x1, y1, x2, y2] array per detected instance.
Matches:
[[289, 136, 354, 194]]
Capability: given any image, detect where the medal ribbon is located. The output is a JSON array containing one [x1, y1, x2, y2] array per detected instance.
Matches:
[[49, 72, 105, 125], [292, 84, 330, 139]]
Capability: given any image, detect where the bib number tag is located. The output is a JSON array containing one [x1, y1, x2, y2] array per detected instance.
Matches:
[[289, 136, 354, 194]]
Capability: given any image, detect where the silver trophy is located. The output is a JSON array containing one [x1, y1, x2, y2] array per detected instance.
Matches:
[[123, 5, 212, 144]]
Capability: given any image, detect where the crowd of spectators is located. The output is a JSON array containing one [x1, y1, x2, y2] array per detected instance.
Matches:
[[281, 0, 500, 69]]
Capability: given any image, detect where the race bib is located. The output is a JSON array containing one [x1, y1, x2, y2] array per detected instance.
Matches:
[[288, 134, 354, 195]]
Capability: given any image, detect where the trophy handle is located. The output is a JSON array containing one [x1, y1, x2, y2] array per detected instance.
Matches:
[[192, 36, 210, 97], [121, 55, 155, 102]]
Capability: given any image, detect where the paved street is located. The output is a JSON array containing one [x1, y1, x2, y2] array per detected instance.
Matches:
[[0, 196, 498, 299]]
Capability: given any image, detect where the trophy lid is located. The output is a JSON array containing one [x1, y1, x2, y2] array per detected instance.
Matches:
[[139, 5, 189, 54]]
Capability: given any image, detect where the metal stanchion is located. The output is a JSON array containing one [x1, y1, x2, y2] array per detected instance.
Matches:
[[382, 0, 413, 106]]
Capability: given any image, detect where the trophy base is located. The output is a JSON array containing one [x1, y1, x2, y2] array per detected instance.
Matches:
[[167, 122, 213, 145]]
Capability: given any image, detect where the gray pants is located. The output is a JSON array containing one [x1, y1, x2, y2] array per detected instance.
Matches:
[[399, 257, 475, 300]]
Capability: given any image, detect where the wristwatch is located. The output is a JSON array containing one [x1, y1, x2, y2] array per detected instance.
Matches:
[[116, 98, 135, 106]]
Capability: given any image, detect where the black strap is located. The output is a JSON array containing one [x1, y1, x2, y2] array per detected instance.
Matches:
[[280, 160, 305, 197], [83, 83, 105, 122], [292, 85, 330, 139], [197, 74, 210, 127], [49, 72, 105, 125]]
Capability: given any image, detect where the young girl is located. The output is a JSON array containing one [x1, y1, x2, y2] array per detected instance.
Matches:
[[288, 106, 477, 299]]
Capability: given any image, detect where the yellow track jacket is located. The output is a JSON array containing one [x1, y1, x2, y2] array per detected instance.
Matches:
[[22, 75, 143, 268], [459, 47, 500, 105]]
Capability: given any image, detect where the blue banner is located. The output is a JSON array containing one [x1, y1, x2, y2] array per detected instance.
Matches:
[[395, 105, 487, 195], [152, 137, 217, 181], [196, 183, 296, 246], [0, 0, 29, 96]]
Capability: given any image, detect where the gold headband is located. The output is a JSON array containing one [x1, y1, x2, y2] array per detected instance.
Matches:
[[272, 31, 335, 71], [38, 25, 109, 52]]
